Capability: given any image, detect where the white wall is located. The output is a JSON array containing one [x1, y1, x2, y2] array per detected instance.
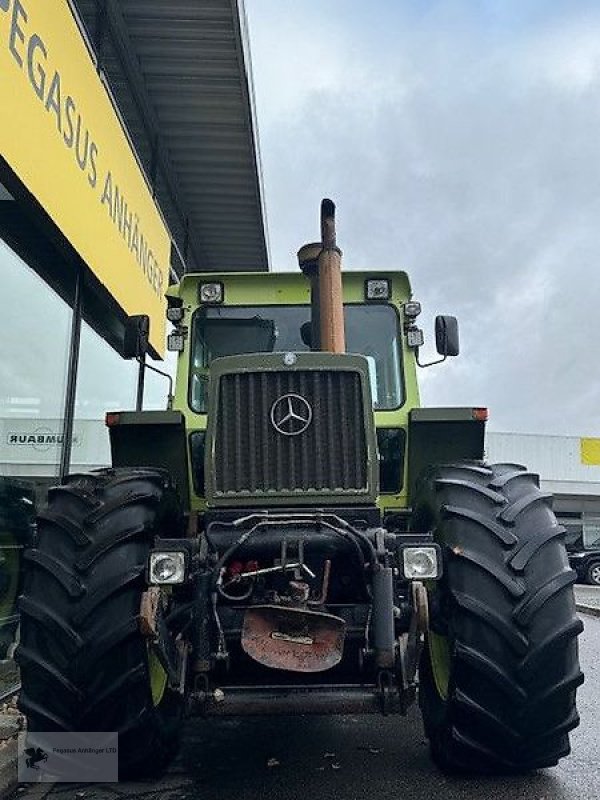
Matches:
[[486, 432, 600, 496], [0, 418, 108, 478]]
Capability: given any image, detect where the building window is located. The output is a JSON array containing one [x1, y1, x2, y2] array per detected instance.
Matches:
[[583, 514, 600, 550], [0, 236, 72, 670], [556, 512, 583, 549]]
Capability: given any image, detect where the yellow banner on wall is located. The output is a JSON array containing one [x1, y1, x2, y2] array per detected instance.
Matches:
[[581, 438, 600, 466], [0, 0, 169, 354]]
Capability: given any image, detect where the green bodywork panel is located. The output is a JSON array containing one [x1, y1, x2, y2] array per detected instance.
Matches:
[[166, 270, 420, 511], [108, 410, 190, 507], [407, 408, 486, 500]]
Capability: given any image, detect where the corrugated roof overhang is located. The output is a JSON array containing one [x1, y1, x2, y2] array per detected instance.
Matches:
[[71, 0, 269, 275]]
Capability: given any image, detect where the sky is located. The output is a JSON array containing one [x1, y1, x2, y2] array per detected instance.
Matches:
[[245, 0, 600, 436]]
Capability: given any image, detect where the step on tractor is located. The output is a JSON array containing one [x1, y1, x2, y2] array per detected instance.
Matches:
[[18, 201, 582, 777]]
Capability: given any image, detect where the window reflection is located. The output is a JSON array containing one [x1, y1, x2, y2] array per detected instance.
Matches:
[[0, 237, 71, 682], [190, 304, 404, 412]]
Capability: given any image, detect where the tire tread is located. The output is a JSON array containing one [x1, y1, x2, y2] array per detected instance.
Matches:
[[17, 468, 182, 778], [416, 461, 582, 774]]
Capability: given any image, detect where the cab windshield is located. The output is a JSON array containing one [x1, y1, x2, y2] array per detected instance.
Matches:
[[189, 304, 403, 412]]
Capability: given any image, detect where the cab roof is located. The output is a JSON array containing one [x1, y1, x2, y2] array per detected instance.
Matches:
[[167, 270, 412, 306]]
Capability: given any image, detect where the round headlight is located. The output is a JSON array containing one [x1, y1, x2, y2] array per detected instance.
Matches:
[[199, 282, 224, 303], [155, 557, 177, 582], [149, 552, 186, 584], [365, 278, 391, 301], [402, 547, 439, 579]]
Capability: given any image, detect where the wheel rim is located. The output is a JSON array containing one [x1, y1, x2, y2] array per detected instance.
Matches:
[[428, 631, 451, 701], [591, 565, 600, 585], [147, 645, 168, 706]]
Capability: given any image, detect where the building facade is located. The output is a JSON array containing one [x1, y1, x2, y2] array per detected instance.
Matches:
[[0, 0, 266, 671], [487, 432, 600, 552]]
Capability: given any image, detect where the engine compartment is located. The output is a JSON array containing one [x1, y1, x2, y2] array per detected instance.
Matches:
[[193, 511, 415, 683]]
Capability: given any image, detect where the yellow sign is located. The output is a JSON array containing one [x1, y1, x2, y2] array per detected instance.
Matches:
[[0, 0, 169, 354], [581, 438, 600, 466]]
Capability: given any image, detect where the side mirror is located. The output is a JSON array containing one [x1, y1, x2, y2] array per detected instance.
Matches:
[[123, 314, 150, 359], [435, 315, 459, 357]]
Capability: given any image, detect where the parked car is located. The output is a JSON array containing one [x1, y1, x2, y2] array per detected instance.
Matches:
[[568, 548, 600, 586]]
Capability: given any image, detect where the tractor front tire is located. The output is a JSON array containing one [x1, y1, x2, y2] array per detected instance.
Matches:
[[413, 462, 583, 774], [17, 468, 184, 778]]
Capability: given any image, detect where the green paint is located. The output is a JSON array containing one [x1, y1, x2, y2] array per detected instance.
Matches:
[[428, 630, 451, 701], [147, 643, 167, 706], [166, 270, 421, 511]]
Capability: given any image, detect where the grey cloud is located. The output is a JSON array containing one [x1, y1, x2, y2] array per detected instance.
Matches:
[[247, 1, 600, 435]]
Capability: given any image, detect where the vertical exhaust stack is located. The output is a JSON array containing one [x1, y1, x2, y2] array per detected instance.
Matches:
[[298, 199, 346, 353]]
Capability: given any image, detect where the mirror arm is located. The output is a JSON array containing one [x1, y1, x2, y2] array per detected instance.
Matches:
[[415, 349, 448, 369]]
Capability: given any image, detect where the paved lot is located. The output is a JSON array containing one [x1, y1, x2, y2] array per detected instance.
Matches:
[[575, 584, 600, 609], [9, 613, 600, 800]]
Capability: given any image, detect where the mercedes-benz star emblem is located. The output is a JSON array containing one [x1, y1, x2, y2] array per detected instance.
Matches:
[[270, 393, 312, 436]]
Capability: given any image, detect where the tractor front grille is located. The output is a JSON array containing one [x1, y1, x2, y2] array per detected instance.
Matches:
[[213, 369, 367, 497]]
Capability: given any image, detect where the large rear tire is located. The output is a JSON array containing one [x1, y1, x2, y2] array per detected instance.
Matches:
[[17, 468, 184, 778], [413, 462, 583, 774]]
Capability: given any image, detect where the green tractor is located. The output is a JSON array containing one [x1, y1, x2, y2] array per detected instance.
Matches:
[[18, 201, 582, 777]]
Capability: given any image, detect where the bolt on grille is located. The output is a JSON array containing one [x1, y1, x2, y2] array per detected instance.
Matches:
[[214, 370, 367, 496]]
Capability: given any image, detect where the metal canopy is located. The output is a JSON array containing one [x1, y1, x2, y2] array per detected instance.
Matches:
[[72, 0, 269, 275]]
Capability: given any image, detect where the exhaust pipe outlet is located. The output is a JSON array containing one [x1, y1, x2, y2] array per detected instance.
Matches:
[[297, 199, 346, 353]]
